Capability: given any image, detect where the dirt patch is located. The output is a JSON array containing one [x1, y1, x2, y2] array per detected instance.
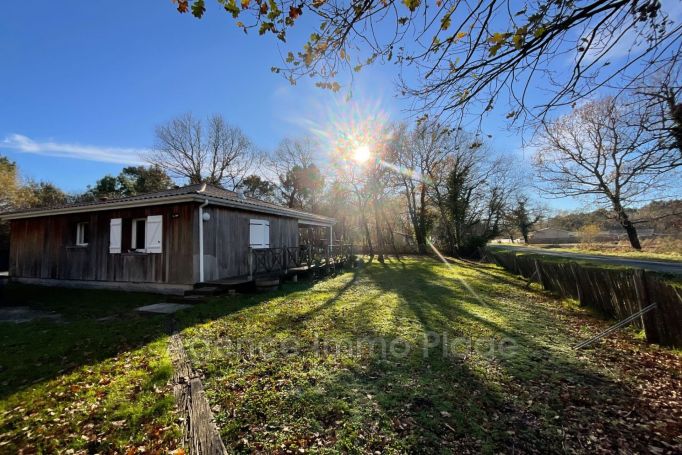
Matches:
[[0, 306, 63, 323]]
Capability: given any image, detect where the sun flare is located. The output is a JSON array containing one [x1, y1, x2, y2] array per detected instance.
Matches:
[[352, 144, 371, 163]]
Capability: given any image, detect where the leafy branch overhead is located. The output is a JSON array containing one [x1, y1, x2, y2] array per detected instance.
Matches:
[[172, 0, 681, 124]]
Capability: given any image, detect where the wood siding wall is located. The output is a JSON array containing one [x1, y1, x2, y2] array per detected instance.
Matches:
[[9, 203, 197, 284], [200, 206, 299, 281]]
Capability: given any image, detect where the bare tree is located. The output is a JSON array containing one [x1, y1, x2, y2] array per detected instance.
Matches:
[[148, 113, 256, 189], [506, 196, 544, 244], [533, 97, 678, 249], [178, 0, 681, 127], [270, 137, 324, 210], [390, 122, 450, 254], [629, 58, 682, 166], [422, 130, 516, 255]]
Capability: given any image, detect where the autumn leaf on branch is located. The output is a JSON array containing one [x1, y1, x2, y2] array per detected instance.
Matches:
[[402, 0, 421, 13], [289, 5, 303, 20], [191, 0, 206, 18], [175, 0, 189, 13]]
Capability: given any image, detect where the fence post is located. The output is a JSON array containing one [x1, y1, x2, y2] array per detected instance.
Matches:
[[634, 270, 660, 344], [283, 247, 288, 274]]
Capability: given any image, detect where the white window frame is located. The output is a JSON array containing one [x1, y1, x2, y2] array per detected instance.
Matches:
[[131, 218, 147, 252], [76, 222, 89, 246]]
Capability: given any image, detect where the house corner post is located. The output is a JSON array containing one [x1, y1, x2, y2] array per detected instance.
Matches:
[[248, 247, 253, 281]]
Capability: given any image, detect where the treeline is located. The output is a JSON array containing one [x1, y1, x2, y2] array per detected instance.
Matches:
[[0, 157, 175, 211], [546, 200, 682, 236], [3, 90, 680, 260]]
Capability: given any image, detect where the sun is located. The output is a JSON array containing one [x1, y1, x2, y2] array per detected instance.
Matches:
[[352, 144, 371, 163]]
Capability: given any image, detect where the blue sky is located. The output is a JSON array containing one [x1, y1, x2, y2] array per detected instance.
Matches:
[[6, 1, 673, 211], [0, 2, 416, 179]]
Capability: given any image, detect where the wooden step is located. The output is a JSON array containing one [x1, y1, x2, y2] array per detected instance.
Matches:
[[182, 295, 209, 304], [186, 286, 222, 296], [254, 278, 279, 287]]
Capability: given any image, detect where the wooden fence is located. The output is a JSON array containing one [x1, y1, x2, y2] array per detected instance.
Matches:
[[485, 250, 682, 348]]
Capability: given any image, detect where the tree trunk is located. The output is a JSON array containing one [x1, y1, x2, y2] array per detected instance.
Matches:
[[614, 205, 641, 250], [623, 221, 642, 250], [522, 231, 529, 244], [415, 226, 427, 254], [362, 216, 373, 260], [372, 195, 384, 263], [416, 185, 428, 254]]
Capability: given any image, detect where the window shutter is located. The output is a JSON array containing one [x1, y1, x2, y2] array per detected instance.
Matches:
[[250, 220, 263, 248], [263, 220, 270, 248], [109, 218, 122, 253], [146, 215, 163, 253]]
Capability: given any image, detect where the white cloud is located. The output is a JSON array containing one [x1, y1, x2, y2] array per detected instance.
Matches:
[[0, 134, 147, 165]]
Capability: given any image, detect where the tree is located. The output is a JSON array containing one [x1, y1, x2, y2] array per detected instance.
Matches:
[[0, 157, 19, 212], [424, 131, 515, 256], [18, 181, 68, 209], [175, 1, 681, 126], [389, 122, 445, 254], [148, 113, 256, 189], [239, 174, 276, 201], [630, 60, 682, 167], [0, 156, 67, 210], [118, 166, 174, 195], [271, 138, 324, 210], [507, 197, 543, 244], [86, 165, 174, 200], [533, 97, 678, 249], [578, 223, 601, 244]]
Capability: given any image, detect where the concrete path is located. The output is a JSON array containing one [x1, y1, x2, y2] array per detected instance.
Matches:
[[135, 303, 192, 314], [490, 245, 682, 275]]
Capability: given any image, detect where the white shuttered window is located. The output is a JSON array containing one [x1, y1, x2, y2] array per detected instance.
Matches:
[[109, 218, 122, 253], [249, 219, 270, 249]]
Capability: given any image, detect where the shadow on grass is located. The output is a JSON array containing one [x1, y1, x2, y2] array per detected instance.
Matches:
[[181, 257, 660, 452], [0, 277, 321, 399], [2, 260, 669, 452], [351, 259, 646, 451]]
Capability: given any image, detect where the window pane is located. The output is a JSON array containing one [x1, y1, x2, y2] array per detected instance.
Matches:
[[135, 220, 146, 250], [82, 223, 89, 244]]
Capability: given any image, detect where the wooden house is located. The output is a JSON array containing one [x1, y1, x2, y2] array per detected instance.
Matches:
[[0, 184, 336, 294]]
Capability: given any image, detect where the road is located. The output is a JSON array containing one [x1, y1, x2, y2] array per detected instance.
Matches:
[[489, 245, 682, 275]]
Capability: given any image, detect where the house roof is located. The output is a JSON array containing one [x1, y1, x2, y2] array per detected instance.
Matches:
[[0, 183, 335, 225]]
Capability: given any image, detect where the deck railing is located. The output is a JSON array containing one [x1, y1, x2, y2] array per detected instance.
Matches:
[[248, 244, 354, 278]]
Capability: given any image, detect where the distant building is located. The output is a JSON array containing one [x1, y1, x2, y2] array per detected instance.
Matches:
[[594, 229, 655, 242], [529, 228, 579, 244]]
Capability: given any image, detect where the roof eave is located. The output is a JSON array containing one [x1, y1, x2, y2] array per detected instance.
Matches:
[[198, 195, 335, 225], [1, 193, 336, 225], [0, 195, 198, 220]]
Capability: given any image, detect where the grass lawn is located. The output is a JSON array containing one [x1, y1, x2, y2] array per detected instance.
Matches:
[[1, 257, 681, 453], [490, 243, 682, 263], [0, 285, 182, 453], [177, 257, 682, 454], [547, 246, 682, 263]]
